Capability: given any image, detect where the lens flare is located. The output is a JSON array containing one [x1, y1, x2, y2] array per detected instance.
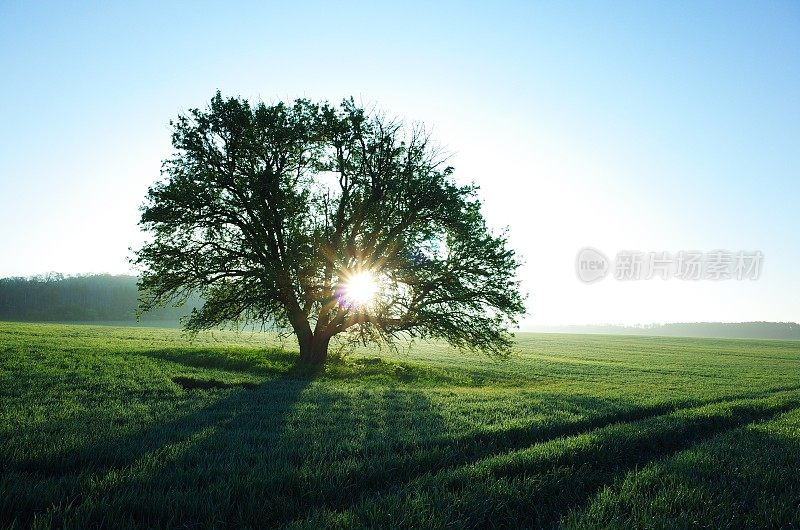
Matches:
[[340, 271, 378, 308]]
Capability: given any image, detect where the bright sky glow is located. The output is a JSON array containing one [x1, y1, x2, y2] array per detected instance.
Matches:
[[1, 2, 798, 326], [340, 271, 379, 309]]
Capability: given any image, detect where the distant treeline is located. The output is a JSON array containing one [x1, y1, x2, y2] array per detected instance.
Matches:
[[529, 322, 800, 340], [2, 275, 799, 339], [0, 274, 200, 322]]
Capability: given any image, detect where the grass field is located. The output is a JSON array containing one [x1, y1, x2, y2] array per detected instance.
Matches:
[[2, 322, 800, 528]]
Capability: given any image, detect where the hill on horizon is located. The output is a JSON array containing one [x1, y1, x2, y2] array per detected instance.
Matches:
[[528, 322, 800, 340]]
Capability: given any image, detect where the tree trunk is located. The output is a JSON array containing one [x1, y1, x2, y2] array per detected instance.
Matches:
[[298, 332, 331, 366], [290, 310, 330, 366]]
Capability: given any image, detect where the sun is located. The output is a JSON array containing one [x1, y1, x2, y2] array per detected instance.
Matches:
[[340, 270, 378, 308]]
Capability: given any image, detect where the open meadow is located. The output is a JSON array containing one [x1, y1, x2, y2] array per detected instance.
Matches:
[[2, 322, 800, 528]]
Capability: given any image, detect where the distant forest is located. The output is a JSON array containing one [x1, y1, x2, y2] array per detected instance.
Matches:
[[530, 322, 800, 340], [1, 274, 798, 339], [0, 274, 200, 322]]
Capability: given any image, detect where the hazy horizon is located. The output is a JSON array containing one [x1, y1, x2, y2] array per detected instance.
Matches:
[[2, 1, 798, 326]]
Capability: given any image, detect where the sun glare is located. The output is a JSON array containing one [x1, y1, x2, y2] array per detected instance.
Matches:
[[341, 271, 378, 308]]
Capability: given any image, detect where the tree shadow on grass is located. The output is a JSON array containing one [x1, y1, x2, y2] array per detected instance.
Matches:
[[1, 362, 316, 528], [99, 386, 800, 528], [3, 354, 461, 528], [130, 346, 298, 377], [39, 375, 455, 527], [268, 381, 800, 525], [286, 393, 800, 528], [5, 350, 800, 528]]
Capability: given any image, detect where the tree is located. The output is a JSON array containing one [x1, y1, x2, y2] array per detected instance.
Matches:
[[134, 92, 525, 365]]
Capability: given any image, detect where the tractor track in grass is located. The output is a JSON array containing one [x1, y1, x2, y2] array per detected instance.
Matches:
[[8, 381, 800, 480], [284, 390, 800, 529], [4, 325, 800, 528], [5, 383, 800, 528], [265, 386, 800, 526]]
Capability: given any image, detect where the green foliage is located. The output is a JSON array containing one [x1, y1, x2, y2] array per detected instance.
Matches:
[[134, 93, 525, 362], [2, 323, 800, 527]]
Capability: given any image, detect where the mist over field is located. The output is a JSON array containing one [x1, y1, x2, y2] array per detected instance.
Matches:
[[3, 274, 797, 339]]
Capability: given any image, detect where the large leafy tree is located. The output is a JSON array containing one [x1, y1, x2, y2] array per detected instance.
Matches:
[[135, 93, 525, 364]]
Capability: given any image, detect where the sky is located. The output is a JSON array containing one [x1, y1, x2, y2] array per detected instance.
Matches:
[[1, 1, 798, 327]]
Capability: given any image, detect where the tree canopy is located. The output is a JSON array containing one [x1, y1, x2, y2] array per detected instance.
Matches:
[[135, 93, 525, 364]]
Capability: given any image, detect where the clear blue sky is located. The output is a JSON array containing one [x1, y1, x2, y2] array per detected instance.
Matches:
[[1, 1, 798, 326]]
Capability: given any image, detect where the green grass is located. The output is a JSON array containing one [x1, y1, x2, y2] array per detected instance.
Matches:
[[1, 322, 799, 528]]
